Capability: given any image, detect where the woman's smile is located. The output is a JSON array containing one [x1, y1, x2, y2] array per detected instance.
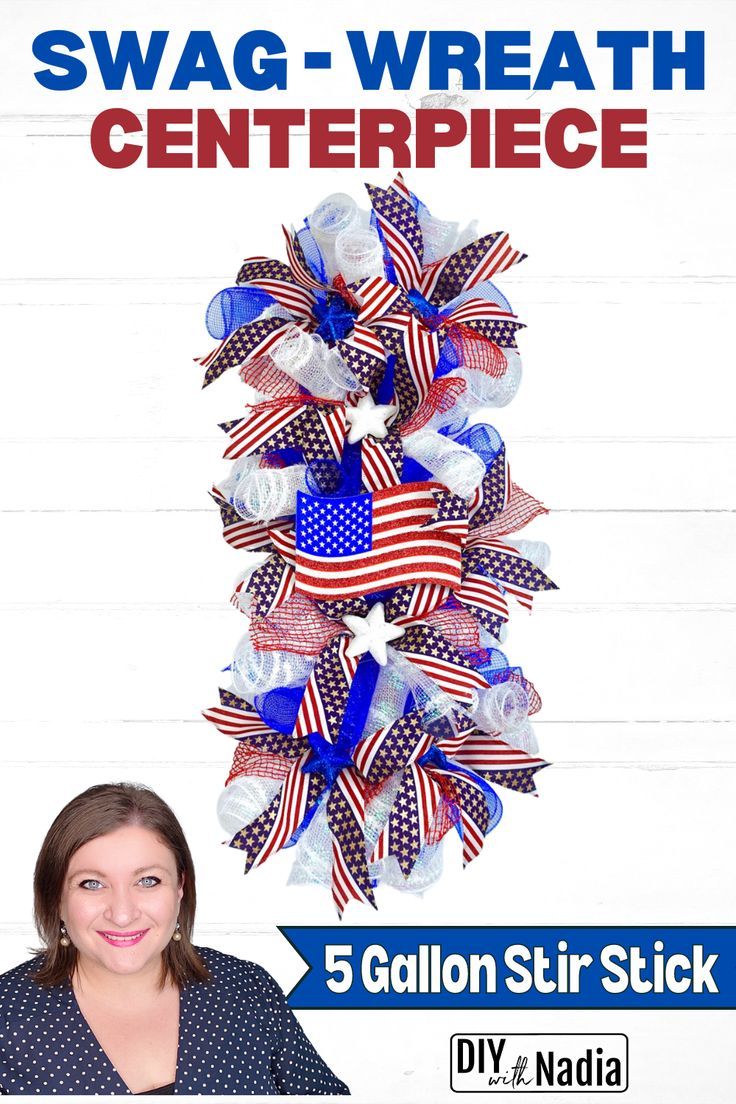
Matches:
[[96, 929, 150, 947]]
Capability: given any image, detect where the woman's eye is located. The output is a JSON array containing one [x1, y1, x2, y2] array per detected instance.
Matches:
[[79, 879, 104, 890], [138, 876, 161, 888]]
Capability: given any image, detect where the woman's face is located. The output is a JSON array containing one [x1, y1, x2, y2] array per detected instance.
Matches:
[[59, 824, 184, 980]]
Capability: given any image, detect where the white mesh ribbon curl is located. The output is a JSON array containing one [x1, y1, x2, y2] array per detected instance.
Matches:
[[220, 455, 308, 524], [272, 329, 358, 400], [403, 429, 486, 498], [334, 226, 385, 285], [231, 634, 315, 703]]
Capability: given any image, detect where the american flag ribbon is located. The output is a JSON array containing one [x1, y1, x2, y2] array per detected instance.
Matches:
[[293, 636, 359, 745], [351, 710, 445, 877], [202, 688, 277, 741], [358, 716, 499, 873], [334, 332, 385, 392], [429, 767, 494, 865], [293, 481, 463, 601], [230, 753, 325, 873], [282, 225, 330, 291], [371, 762, 443, 875], [292, 636, 375, 915], [197, 315, 301, 389], [360, 427, 403, 492], [384, 581, 453, 622], [210, 490, 292, 553], [244, 556, 295, 619], [418, 231, 527, 303], [403, 313, 441, 403], [456, 571, 510, 622], [355, 712, 433, 783], [468, 445, 510, 524], [367, 301, 522, 422], [234, 256, 317, 321], [477, 482, 550, 539], [355, 274, 407, 323], [392, 624, 489, 705], [453, 732, 549, 794], [327, 770, 375, 914], [365, 177, 424, 292], [463, 538, 558, 613], [372, 310, 439, 407], [222, 401, 347, 463]]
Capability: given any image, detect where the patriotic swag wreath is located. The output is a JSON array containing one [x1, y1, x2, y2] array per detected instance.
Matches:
[[200, 175, 557, 915]]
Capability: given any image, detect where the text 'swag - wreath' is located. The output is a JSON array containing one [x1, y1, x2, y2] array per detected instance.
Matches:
[[199, 174, 557, 916]]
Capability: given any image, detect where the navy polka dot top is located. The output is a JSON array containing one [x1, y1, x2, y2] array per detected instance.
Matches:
[[0, 947, 349, 1095]]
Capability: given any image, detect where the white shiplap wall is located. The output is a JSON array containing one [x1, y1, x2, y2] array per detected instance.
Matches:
[[1, 1, 735, 1100]]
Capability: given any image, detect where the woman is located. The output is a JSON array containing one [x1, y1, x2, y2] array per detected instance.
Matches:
[[0, 783, 349, 1096]]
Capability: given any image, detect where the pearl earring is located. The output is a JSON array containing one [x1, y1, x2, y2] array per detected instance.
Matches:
[[59, 924, 71, 948], [172, 921, 182, 942]]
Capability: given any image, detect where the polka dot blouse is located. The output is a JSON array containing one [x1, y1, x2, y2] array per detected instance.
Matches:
[[0, 947, 349, 1095]]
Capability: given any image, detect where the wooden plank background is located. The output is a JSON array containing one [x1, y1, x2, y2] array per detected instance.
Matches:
[[1, 1, 735, 1100]]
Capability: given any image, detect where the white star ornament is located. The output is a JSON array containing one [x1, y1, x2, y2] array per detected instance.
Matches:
[[345, 393, 397, 444], [342, 602, 405, 666]]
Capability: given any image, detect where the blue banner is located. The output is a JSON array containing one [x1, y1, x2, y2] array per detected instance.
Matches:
[[280, 926, 736, 1009]]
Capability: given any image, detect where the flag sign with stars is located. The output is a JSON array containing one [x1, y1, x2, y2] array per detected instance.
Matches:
[[294, 482, 463, 600]]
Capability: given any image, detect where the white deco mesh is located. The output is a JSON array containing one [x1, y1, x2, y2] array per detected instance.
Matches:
[[231, 634, 315, 704], [403, 429, 486, 498], [272, 328, 358, 399]]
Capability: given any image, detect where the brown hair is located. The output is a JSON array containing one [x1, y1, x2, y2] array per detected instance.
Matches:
[[32, 783, 210, 989]]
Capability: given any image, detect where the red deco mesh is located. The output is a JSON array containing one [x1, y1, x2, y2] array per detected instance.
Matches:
[[245, 395, 342, 413], [484, 481, 549, 538], [425, 777, 462, 845], [239, 353, 300, 398], [250, 593, 343, 655], [400, 376, 467, 435], [447, 324, 508, 378], [425, 604, 481, 651], [509, 671, 542, 716], [365, 776, 392, 805], [226, 743, 293, 785]]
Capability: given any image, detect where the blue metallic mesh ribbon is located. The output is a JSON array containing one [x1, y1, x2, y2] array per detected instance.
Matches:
[[254, 686, 304, 734], [298, 222, 329, 284], [454, 424, 504, 469], [206, 286, 276, 340]]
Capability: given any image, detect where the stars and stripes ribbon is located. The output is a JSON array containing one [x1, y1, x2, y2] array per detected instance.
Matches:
[[463, 537, 558, 613], [222, 399, 347, 464], [210, 488, 292, 553], [229, 753, 326, 873], [294, 637, 376, 914], [365, 175, 424, 292], [197, 316, 303, 389], [467, 443, 549, 537], [202, 688, 277, 741], [244, 556, 295, 619], [360, 427, 403, 492], [391, 623, 489, 705], [418, 231, 527, 303], [223, 635, 376, 916], [234, 256, 317, 320], [352, 709, 503, 875], [453, 733, 549, 794]]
